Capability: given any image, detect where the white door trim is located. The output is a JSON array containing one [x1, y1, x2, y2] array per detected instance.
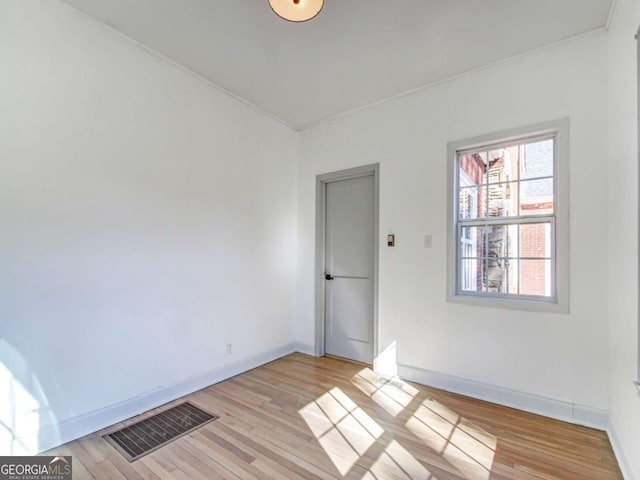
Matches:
[[315, 163, 380, 362]]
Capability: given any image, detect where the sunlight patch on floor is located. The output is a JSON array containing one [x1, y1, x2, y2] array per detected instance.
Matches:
[[406, 398, 496, 480], [301, 368, 497, 479], [370, 440, 437, 480], [351, 368, 418, 417], [299, 387, 383, 475]]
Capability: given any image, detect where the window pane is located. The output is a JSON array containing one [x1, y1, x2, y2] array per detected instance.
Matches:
[[459, 152, 487, 185], [460, 226, 482, 258], [519, 259, 552, 296], [487, 145, 520, 184], [523, 139, 553, 179], [484, 225, 508, 258], [475, 224, 516, 294], [507, 258, 519, 294], [487, 181, 518, 218], [520, 178, 554, 215], [459, 186, 484, 219], [460, 259, 482, 292], [484, 256, 509, 293], [505, 224, 518, 258], [519, 223, 551, 259]]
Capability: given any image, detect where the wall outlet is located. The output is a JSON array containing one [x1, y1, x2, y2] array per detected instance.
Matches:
[[225, 343, 232, 355]]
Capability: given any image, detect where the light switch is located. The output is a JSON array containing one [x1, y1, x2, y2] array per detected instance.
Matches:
[[387, 234, 395, 247], [424, 235, 432, 248]]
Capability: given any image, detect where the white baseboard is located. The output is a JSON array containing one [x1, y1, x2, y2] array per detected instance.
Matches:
[[293, 342, 316, 356], [607, 420, 635, 480], [2, 343, 297, 456], [398, 363, 609, 430]]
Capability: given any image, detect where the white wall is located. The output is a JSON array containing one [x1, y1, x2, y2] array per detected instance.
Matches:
[[297, 33, 611, 416], [0, 0, 297, 454], [607, 0, 640, 477]]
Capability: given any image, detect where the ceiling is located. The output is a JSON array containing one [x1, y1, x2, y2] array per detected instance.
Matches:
[[62, 0, 613, 130]]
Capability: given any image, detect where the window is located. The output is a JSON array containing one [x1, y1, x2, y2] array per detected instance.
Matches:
[[447, 120, 569, 312]]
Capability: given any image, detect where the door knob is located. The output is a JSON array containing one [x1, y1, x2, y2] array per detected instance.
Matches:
[[325, 274, 334, 280]]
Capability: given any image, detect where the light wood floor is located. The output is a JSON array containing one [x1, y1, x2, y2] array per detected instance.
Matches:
[[47, 353, 622, 479]]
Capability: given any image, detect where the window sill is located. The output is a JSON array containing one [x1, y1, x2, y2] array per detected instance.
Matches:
[[447, 292, 569, 314]]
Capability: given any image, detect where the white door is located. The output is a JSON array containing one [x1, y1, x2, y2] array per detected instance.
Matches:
[[324, 174, 375, 364]]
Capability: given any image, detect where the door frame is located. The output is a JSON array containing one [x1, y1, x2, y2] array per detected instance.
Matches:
[[314, 163, 380, 362]]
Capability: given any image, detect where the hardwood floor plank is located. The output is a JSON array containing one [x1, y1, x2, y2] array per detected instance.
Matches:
[[138, 456, 177, 480], [49, 445, 97, 480], [181, 433, 265, 480]]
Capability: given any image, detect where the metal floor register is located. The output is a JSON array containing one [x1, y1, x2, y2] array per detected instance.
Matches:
[[104, 402, 218, 461]]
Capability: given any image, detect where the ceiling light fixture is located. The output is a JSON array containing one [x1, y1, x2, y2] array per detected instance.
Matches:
[[269, 0, 323, 22]]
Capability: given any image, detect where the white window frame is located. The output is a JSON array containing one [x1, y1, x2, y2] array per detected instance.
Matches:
[[446, 119, 570, 313]]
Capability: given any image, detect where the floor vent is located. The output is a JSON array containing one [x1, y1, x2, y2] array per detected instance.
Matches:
[[104, 402, 218, 461]]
